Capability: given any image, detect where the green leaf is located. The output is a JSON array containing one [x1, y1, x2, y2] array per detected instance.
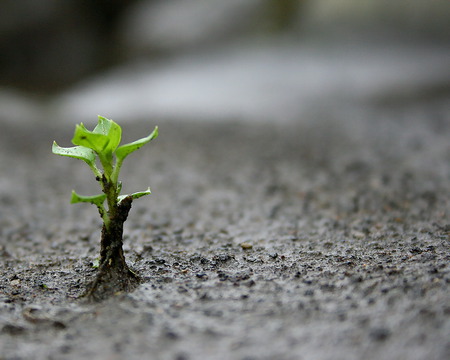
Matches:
[[52, 142, 96, 165], [70, 190, 106, 207], [93, 116, 122, 153], [93, 116, 111, 135], [72, 123, 110, 154], [116, 126, 158, 162], [118, 187, 151, 204]]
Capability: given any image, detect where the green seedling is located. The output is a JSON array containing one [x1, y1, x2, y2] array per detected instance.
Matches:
[[53, 115, 158, 300]]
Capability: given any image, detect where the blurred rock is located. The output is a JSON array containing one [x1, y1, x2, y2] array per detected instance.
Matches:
[[0, 0, 449, 95], [119, 0, 450, 57], [53, 41, 450, 125], [302, 0, 450, 41], [119, 0, 264, 55]]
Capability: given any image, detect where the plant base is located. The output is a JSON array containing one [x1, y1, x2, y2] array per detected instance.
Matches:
[[82, 196, 140, 301], [83, 258, 140, 302]]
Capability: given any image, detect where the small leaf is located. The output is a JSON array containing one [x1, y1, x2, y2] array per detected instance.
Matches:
[[52, 142, 96, 165], [72, 123, 110, 154], [70, 190, 106, 207], [116, 126, 158, 162], [118, 187, 151, 204], [93, 116, 111, 135], [94, 116, 122, 153]]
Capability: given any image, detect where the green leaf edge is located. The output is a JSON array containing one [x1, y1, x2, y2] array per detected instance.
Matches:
[[70, 190, 106, 206], [118, 187, 151, 204], [93, 116, 122, 153], [116, 126, 158, 162], [52, 142, 96, 165], [72, 123, 110, 153]]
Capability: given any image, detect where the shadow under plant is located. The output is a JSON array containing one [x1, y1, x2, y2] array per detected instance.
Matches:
[[0, 110, 449, 359]]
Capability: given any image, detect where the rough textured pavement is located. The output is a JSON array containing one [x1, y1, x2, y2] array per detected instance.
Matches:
[[0, 99, 449, 359]]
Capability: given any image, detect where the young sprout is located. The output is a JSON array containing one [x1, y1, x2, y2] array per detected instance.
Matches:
[[53, 116, 158, 300]]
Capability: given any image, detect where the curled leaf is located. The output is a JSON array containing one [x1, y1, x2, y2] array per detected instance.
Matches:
[[52, 142, 96, 166], [93, 116, 122, 153], [118, 188, 151, 204], [116, 126, 158, 162], [70, 190, 106, 207], [72, 123, 110, 154]]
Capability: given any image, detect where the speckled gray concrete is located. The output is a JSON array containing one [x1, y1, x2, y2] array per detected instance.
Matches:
[[0, 100, 449, 360]]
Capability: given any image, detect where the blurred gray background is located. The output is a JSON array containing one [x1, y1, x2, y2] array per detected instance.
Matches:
[[1, 0, 449, 124]]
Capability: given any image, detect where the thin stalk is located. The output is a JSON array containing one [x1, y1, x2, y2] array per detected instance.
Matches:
[[95, 151, 119, 228], [88, 163, 102, 179], [98, 152, 113, 180], [111, 157, 123, 187], [96, 202, 109, 229]]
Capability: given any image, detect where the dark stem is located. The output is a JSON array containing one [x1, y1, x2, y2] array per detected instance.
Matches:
[[83, 196, 140, 301], [100, 196, 132, 265]]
